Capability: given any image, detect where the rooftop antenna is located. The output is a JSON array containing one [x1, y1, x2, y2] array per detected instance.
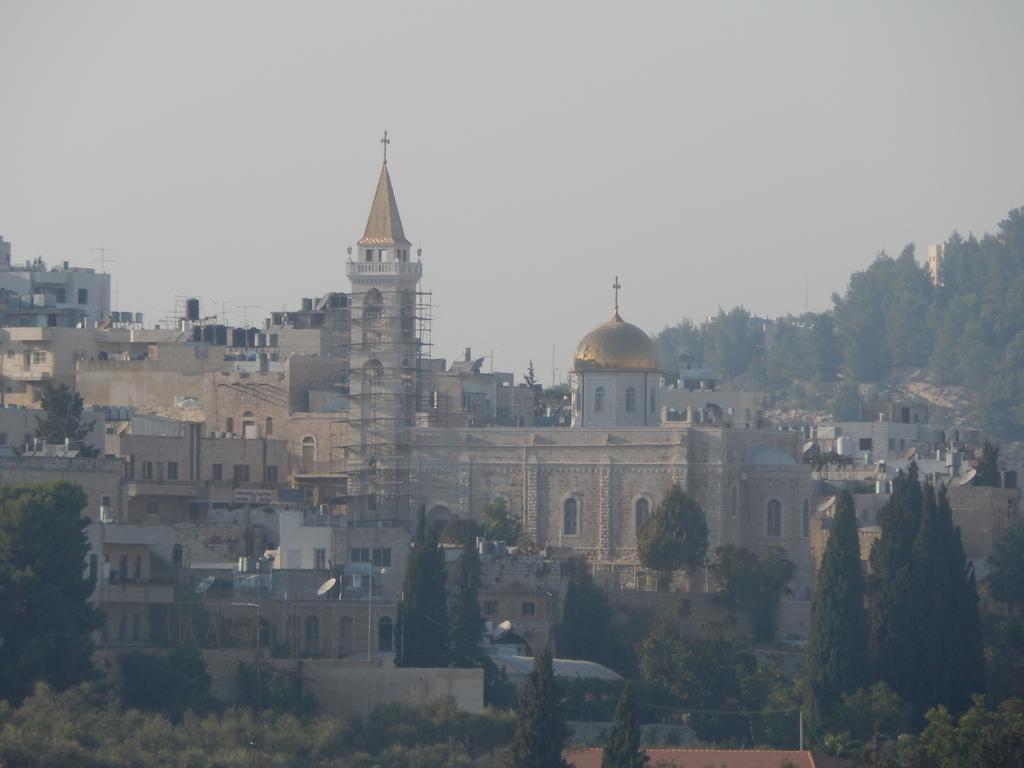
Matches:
[[91, 245, 118, 274], [235, 303, 259, 328]]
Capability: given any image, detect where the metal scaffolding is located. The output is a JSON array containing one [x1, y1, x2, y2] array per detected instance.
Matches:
[[328, 285, 434, 522]]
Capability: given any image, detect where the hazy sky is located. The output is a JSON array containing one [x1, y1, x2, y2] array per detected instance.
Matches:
[[2, 1, 1023, 384]]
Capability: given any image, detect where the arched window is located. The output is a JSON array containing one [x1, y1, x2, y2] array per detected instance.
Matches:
[[265, 416, 273, 436], [378, 616, 393, 652], [635, 497, 650, 534], [362, 358, 384, 382], [304, 615, 320, 655], [766, 499, 782, 538], [242, 410, 255, 437], [563, 497, 578, 536], [225, 417, 234, 434], [802, 500, 810, 538], [362, 288, 384, 320], [594, 387, 605, 413], [625, 387, 637, 412], [301, 436, 316, 473], [172, 544, 183, 567]]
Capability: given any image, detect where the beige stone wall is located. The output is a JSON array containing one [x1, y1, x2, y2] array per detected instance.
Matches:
[[947, 485, 1021, 572], [0, 455, 124, 522], [406, 424, 811, 594]]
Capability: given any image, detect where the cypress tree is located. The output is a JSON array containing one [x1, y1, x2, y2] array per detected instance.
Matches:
[[395, 507, 449, 667], [907, 485, 984, 716], [553, 568, 618, 669], [602, 682, 648, 768], [805, 490, 869, 722], [449, 535, 485, 668], [869, 469, 985, 719], [868, 465, 923, 698], [512, 650, 571, 768]]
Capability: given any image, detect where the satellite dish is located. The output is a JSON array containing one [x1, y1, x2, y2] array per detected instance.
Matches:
[[900, 446, 918, 462], [195, 575, 216, 594], [957, 467, 977, 486], [494, 619, 514, 639], [317, 577, 337, 596]]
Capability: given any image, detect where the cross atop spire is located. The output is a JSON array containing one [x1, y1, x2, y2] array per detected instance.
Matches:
[[381, 130, 390, 164], [612, 276, 622, 317]]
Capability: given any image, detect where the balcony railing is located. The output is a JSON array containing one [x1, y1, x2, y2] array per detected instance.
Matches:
[[96, 580, 175, 604], [346, 261, 422, 278]]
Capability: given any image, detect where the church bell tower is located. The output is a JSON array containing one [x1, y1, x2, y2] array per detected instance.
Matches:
[[342, 133, 423, 520]]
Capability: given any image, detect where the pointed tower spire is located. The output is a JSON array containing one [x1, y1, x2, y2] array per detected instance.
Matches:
[[358, 134, 411, 247]]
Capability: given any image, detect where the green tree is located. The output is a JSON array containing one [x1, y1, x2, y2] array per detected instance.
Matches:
[[831, 379, 862, 421], [119, 644, 212, 722], [974, 440, 1002, 487], [602, 681, 647, 768], [638, 622, 775, 743], [988, 523, 1024, 611], [830, 682, 913, 749], [512, 650, 570, 768], [637, 484, 708, 587], [904, 485, 985, 717], [483, 497, 523, 545], [703, 306, 759, 379], [553, 568, 620, 670], [33, 382, 97, 455], [711, 544, 795, 642], [0, 482, 101, 704], [450, 535, 486, 669], [869, 468, 985, 720], [869, 466, 924, 703], [916, 696, 1024, 768], [805, 490, 870, 722], [395, 507, 449, 668]]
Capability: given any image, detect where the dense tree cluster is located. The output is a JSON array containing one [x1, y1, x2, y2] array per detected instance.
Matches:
[[710, 544, 795, 642], [803, 467, 988, 755], [654, 207, 1024, 436], [0, 685, 516, 768], [869, 466, 985, 720], [0, 482, 101, 704]]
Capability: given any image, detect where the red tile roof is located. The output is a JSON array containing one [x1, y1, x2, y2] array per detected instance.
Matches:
[[565, 747, 817, 768]]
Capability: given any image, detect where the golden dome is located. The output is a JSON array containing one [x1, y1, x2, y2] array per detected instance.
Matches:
[[574, 311, 661, 372]]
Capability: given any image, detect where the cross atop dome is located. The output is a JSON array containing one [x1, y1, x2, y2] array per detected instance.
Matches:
[[612, 276, 622, 319]]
